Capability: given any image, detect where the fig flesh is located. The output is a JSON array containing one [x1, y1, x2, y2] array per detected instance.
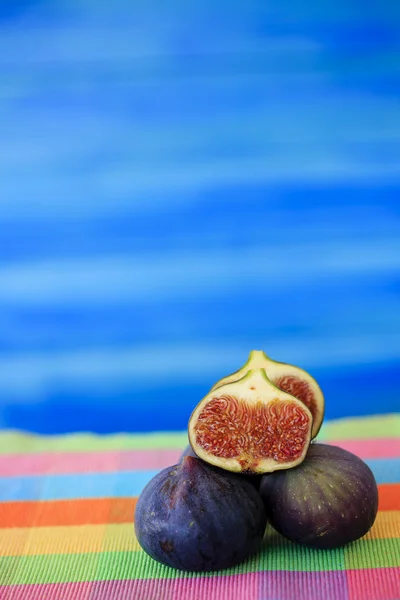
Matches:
[[135, 456, 267, 571], [259, 443, 378, 549], [211, 350, 324, 438], [188, 368, 312, 474]]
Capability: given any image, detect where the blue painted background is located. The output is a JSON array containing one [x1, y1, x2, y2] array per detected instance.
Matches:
[[0, 1, 399, 434]]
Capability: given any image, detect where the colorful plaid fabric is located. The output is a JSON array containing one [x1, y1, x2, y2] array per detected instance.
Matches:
[[0, 415, 399, 600]]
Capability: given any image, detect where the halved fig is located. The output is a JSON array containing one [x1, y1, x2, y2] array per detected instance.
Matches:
[[211, 350, 324, 438], [188, 368, 312, 474]]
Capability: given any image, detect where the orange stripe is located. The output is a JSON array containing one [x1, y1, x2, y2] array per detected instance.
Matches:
[[379, 484, 400, 511], [0, 483, 397, 529], [0, 497, 136, 529]]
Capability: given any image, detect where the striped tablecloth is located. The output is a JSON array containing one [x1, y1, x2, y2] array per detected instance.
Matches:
[[0, 415, 399, 600]]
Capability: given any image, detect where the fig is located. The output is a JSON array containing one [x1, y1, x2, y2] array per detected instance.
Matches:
[[211, 350, 324, 438], [259, 443, 378, 549], [188, 368, 312, 474], [180, 444, 198, 460], [180, 444, 262, 488], [134, 456, 267, 571]]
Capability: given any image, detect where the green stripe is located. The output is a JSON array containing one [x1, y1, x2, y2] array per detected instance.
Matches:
[[0, 551, 190, 586], [255, 529, 345, 572], [0, 431, 188, 455], [0, 538, 386, 586], [344, 537, 400, 569], [1, 536, 398, 585], [318, 414, 400, 441], [0, 548, 342, 586], [1, 529, 399, 585], [0, 414, 398, 455]]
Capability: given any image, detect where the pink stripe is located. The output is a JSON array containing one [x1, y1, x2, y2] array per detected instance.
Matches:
[[329, 438, 400, 459], [3, 570, 399, 600], [260, 569, 348, 600], [1, 569, 398, 600], [1, 438, 399, 477], [0, 448, 182, 477], [347, 567, 400, 600], [0, 574, 258, 600], [5, 569, 396, 600], [0, 581, 92, 600]]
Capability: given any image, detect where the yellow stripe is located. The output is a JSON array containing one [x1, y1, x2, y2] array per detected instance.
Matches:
[[0, 523, 140, 557], [0, 511, 398, 558], [363, 510, 400, 541]]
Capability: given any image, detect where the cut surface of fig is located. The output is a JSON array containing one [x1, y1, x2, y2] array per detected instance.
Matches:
[[189, 369, 312, 474], [134, 456, 267, 571], [211, 350, 324, 438], [259, 443, 378, 549]]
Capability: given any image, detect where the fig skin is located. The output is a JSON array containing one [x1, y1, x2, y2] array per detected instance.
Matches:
[[259, 443, 378, 549], [135, 456, 267, 571], [180, 444, 198, 460], [180, 444, 262, 489]]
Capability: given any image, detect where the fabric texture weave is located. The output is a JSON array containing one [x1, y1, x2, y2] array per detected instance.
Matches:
[[0, 415, 399, 600]]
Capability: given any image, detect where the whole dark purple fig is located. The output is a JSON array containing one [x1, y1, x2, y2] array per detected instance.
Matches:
[[135, 456, 267, 571], [180, 444, 197, 459], [180, 445, 262, 489], [259, 443, 378, 549]]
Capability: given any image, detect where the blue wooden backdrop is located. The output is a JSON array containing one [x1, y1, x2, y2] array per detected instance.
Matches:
[[0, 1, 399, 433]]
